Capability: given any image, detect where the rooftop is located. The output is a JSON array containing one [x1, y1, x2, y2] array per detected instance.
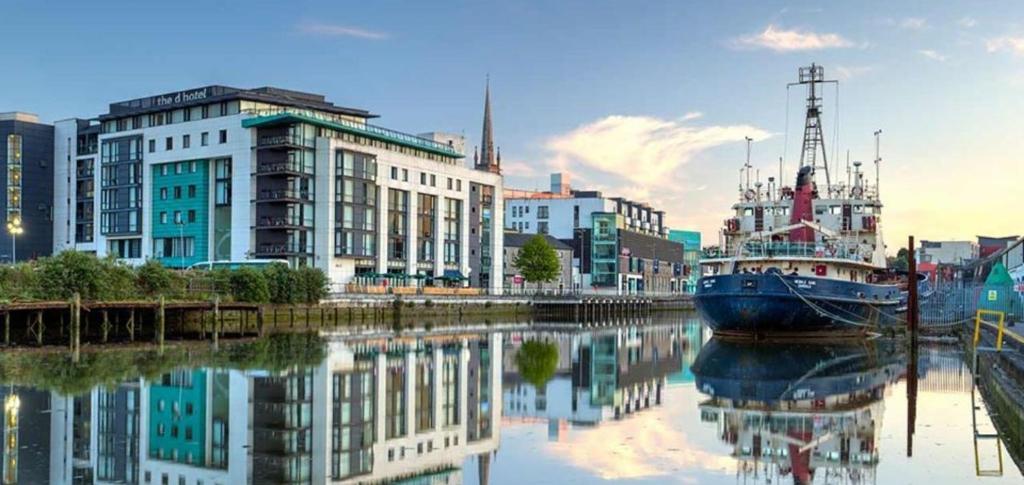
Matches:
[[504, 232, 572, 251], [0, 112, 41, 123], [101, 85, 376, 121]]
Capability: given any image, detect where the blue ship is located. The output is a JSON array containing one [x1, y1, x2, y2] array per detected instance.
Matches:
[[695, 64, 902, 337]]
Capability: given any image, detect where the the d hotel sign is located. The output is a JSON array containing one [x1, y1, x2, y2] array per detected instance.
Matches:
[[113, 87, 219, 113], [154, 88, 209, 107]]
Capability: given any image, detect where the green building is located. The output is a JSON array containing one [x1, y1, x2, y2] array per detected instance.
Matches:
[[148, 369, 208, 465], [151, 160, 210, 268], [669, 230, 702, 294]]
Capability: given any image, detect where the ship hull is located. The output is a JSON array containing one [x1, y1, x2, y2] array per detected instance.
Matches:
[[694, 273, 901, 336]]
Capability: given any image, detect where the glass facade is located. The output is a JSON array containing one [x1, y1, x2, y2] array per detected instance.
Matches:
[[100, 136, 143, 236], [254, 124, 316, 267], [6, 134, 22, 227], [591, 212, 621, 287], [387, 189, 408, 264], [213, 158, 232, 261], [330, 361, 374, 481], [416, 193, 436, 266], [334, 150, 378, 260], [444, 198, 461, 266]]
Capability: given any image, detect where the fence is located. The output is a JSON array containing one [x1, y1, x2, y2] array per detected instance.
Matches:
[[919, 282, 1023, 328]]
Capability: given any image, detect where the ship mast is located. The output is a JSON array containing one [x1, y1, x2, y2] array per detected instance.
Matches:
[[788, 64, 837, 188]]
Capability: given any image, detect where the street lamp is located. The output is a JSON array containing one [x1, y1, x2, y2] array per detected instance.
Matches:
[[6, 218, 23, 264], [175, 220, 187, 269]]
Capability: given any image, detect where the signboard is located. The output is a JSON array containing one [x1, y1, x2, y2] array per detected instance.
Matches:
[[988, 290, 998, 301], [513, 275, 524, 285], [1011, 265, 1024, 295]]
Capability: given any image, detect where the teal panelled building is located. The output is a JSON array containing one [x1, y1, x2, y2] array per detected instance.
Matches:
[[151, 160, 210, 268]]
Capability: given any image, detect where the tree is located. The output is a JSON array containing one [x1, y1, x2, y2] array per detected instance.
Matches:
[[888, 247, 909, 272], [513, 235, 561, 290]]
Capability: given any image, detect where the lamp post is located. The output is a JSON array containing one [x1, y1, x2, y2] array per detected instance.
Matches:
[[175, 220, 187, 269], [6, 218, 23, 264]]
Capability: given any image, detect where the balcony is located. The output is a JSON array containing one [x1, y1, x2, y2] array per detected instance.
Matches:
[[254, 216, 314, 230], [76, 168, 94, 178], [256, 134, 315, 149], [255, 243, 314, 256], [77, 143, 98, 156], [255, 161, 314, 177], [255, 189, 313, 203]]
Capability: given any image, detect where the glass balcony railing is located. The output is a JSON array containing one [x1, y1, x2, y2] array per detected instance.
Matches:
[[256, 134, 316, 149], [256, 216, 314, 229], [256, 189, 313, 202], [256, 243, 314, 255], [256, 161, 314, 176], [736, 241, 871, 263]]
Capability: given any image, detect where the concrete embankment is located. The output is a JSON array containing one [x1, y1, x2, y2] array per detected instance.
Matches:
[[970, 324, 1024, 473]]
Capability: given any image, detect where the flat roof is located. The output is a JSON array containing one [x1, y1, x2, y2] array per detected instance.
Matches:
[[100, 85, 376, 121]]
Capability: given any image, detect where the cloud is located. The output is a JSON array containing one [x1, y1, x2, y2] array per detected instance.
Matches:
[[959, 17, 978, 29], [899, 17, 928, 30], [681, 111, 703, 121], [545, 115, 770, 189], [297, 22, 388, 40], [834, 65, 875, 80], [918, 49, 947, 62], [500, 159, 539, 178], [987, 36, 1024, 55], [732, 24, 853, 52]]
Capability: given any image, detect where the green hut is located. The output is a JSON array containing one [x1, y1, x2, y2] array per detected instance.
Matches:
[[978, 262, 1021, 323]]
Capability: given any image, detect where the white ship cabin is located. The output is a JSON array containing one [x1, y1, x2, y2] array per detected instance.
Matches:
[[702, 165, 888, 281]]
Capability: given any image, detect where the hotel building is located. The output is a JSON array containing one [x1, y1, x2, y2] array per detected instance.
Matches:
[[52, 85, 503, 291]]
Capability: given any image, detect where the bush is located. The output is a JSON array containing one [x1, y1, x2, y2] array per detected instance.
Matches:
[[265, 263, 299, 304], [136, 260, 186, 298], [36, 252, 135, 300], [294, 266, 329, 303], [228, 267, 270, 303], [0, 263, 40, 301]]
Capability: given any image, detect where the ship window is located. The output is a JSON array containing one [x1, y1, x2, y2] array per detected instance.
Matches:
[[743, 208, 753, 216], [779, 207, 790, 216], [829, 206, 842, 215], [854, 205, 864, 213], [814, 206, 827, 215]]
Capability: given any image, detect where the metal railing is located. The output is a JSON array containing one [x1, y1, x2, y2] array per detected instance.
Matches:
[[256, 243, 314, 255], [255, 216, 314, 229], [256, 161, 314, 175], [720, 241, 873, 263], [256, 189, 313, 202]]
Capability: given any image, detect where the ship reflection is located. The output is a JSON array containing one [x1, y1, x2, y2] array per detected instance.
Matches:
[[693, 338, 906, 485]]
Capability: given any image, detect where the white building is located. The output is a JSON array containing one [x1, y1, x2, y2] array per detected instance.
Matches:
[[917, 240, 979, 265], [52, 85, 504, 291]]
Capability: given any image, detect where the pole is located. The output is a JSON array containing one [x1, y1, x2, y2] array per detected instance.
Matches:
[[907, 236, 918, 337], [874, 129, 882, 198], [157, 296, 166, 353]]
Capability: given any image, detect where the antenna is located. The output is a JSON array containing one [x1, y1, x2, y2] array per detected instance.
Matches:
[[788, 64, 838, 188], [778, 156, 783, 193], [846, 149, 851, 197], [874, 129, 883, 199], [744, 136, 753, 190]]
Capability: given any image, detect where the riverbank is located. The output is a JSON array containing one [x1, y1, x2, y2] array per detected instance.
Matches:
[[969, 324, 1024, 473]]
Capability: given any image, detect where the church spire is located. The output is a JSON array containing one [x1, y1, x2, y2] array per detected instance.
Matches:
[[477, 77, 500, 174]]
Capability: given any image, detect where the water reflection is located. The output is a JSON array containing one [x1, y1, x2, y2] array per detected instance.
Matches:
[[692, 339, 906, 484]]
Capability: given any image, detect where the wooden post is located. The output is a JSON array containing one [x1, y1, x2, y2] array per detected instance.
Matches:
[[257, 306, 265, 337], [36, 311, 44, 346], [273, 306, 278, 329], [128, 309, 136, 342], [290, 307, 295, 328], [3, 310, 9, 346], [213, 296, 220, 349], [102, 310, 110, 343], [157, 296, 166, 353], [71, 293, 81, 362]]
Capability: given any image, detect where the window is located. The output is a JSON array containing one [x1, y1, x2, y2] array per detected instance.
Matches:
[[402, 168, 408, 181], [218, 129, 227, 143], [174, 186, 182, 199], [182, 134, 190, 149], [420, 173, 427, 185], [538, 221, 549, 234], [430, 174, 436, 187], [538, 206, 549, 219], [215, 158, 231, 206], [160, 165, 168, 176], [148, 139, 156, 153], [165, 137, 173, 150], [160, 187, 168, 200], [188, 185, 196, 198], [456, 180, 462, 191], [190, 161, 197, 173], [188, 210, 196, 223], [447, 178, 453, 190], [160, 212, 168, 224], [175, 162, 183, 174], [201, 132, 209, 146], [391, 167, 398, 180], [173, 211, 182, 223], [201, 105, 209, 119]]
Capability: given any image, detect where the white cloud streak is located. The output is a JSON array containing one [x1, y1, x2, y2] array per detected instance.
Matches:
[[959, 17, 978, 29], [987, 36, 1024, 55], [732, 24, 853, 52], [899, 17, 928, 30], [834, 65, 875, 80], [918, 49, 947, 62], [297, 22, 388, 40]]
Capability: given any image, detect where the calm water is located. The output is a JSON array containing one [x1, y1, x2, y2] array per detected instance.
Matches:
[[0, 315, 1021, 484]]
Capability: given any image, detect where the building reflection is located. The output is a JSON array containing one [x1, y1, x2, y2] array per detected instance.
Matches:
[[3, 331, 502, 484], [502, 324, 685, 438], [693, 338, 906, 485]]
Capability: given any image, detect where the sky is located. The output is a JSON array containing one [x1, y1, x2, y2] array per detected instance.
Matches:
[[2, 0, 1022, 253]]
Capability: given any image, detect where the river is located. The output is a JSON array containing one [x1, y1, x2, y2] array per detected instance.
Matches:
[[0, 314, 1019, 484]]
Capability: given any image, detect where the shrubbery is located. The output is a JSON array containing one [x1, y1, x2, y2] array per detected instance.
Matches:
[[0, 252, 330, 304]]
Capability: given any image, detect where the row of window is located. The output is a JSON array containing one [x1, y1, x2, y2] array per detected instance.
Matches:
[[148, 130, 228, 153], [158, 185, 198, 201], [105, 100, 240, 134], [158, 210, 197, 225], [387, 166, 464, 192]]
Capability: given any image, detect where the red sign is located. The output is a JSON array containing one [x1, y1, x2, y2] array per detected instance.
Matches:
[[513, 275, 524, 285]]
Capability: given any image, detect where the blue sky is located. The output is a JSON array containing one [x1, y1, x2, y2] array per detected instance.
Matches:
[[3, 1, 1022, 249]]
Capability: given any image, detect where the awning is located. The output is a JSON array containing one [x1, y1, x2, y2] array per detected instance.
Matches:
[[442, 270, 467, 281]]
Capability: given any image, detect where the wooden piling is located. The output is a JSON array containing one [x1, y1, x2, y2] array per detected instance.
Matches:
[[257, 306, 265, 337], [212, 296, 221, 349], [102, 310, 110, 343], [71, 293, 81, 362], [35, 311, 43, 346], [3, 310, 9, 346], [128, 309, 136, 342], [157, 296, 166, 352]]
